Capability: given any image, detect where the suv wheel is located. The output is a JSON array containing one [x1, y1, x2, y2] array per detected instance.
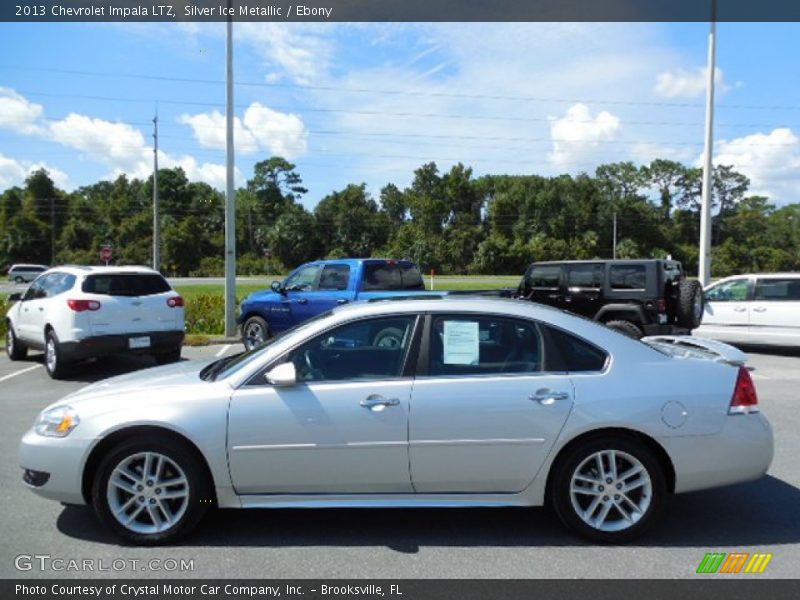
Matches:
[[242, 316, 269, 351], [551, 436, 666, 543], [6, 323, 28, 360], [92, 436, 212, 545], [605, 320, 643, 339], [44, 330, 68, 379], [676, 280, 704, 329]]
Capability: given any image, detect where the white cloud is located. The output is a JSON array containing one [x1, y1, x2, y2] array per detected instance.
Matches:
[[711, 128, 800, 203], [547, 103, 621, 168], [0, 153, 70, 190], [50, 114, 151, 172], [654, 66, 729, 98], [0, 87, 45, 135], [178, 111, 259, 155]]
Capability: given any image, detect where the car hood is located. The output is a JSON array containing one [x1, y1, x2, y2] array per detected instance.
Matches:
[[59, 359, 215, 407]]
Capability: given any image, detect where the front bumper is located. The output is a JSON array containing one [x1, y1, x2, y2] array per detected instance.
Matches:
[[665, 413, 774, 494], [61, 330, 184, 362], [19, 428, 92, 505]]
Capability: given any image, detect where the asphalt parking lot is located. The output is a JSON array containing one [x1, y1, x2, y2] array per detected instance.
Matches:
[[0, 345, 798, 579]]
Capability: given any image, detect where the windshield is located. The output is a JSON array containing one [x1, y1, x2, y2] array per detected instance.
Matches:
[[200, 310, 335, 382]]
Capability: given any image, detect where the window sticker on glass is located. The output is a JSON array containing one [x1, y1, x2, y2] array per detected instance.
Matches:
[[443, 321, 480, 365]]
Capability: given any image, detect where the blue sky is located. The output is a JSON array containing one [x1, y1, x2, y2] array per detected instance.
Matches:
[[1, 22, 799, 207]]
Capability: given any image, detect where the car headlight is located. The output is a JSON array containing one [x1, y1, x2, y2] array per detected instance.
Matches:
[[34, 405, 80, 437]]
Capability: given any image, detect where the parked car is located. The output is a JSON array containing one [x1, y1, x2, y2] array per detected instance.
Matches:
[[239, 258, 487, 350], [5, 266, 185, 378], [7, 263, 48, 283], [20, 297, 772, 545], [694, 273, 800, 347], [515, 259, 704, 339]]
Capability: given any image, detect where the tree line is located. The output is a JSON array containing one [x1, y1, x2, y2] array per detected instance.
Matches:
[[1, 156, 798, 278]]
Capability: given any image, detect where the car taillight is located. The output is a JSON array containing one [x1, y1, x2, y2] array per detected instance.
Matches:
[[167, 296, 184, 308], [729, 366, 759, 415], [67, 299, 101, 312]]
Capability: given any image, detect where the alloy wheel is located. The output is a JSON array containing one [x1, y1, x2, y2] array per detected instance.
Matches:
[[45, 339, 57, 372], [243, 321, 265, 349], [569, 449, 652, 533]]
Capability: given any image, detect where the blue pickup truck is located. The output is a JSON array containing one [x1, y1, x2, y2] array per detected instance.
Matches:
[[239, 258, 451, 349]]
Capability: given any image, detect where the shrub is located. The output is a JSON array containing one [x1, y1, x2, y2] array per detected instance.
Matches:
[[184, 294, 226, 335]]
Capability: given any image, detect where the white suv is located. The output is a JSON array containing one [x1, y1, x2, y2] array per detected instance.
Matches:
[[694, 272, 800, 347], [5, 266, 185, 378]]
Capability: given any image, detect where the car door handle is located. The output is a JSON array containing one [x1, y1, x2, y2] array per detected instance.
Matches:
[[38, 307, 44, 311], [732, 307, 747, 312], [360, 395, 400, 411], [296, 298, 308, 305], [753, 307, 767, 313], [336, 299, 348, 304], [529, 389, 571, 405]]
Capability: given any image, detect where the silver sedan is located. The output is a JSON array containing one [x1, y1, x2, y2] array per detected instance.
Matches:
[[19, 297, 773, 544]]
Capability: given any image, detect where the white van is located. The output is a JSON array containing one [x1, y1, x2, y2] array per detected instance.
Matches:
[[694, 273, 800, 347], [7, 264, 49, 283]]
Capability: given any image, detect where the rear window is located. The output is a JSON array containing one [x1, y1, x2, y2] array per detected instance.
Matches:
[[755, 278, 800, 301], [82, 273, 172, 296], [362, 262, 425, 291], [546, 326, 608, 372], [610, 265, 646, 290]]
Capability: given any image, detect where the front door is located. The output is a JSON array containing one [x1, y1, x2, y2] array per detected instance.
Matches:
[[409, 314, 573, 493], [227, 314, 420, 494]]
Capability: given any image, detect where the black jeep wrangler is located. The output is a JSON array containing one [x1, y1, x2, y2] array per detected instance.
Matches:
[[515, 259, 704, 339]]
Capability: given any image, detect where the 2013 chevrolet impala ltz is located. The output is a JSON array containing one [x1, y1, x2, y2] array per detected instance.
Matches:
[[19, 297, 773, 544]]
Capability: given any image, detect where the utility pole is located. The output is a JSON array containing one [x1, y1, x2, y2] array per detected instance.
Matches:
[[612, 211, 617, 259], [224, 7, 237, 337], [50, 197, 55, 264], [698, 0, 717, 285], [153, 109, 160, 272]]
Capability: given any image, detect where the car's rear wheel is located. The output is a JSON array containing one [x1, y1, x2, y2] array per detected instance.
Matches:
[[676, 279, 704, 329], [14, 276, 24, 284], [6, 323, 28, 360], [551, 436, 666, 543], [604, 320, 643, 339], [242, 316, 269, 351], [44, 330, 68, 379], [92, 437, 211, 545]]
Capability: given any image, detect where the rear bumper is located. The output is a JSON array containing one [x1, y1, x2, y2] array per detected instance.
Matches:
[[60, 330, 184, 362]]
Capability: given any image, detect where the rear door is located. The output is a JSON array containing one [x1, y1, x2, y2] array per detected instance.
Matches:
[[697, 277, 752, 343], [81, 273, 179, 337], [409, 314, 573, 493], [563, 263, 604, 318], [749, 277, 800, 346]]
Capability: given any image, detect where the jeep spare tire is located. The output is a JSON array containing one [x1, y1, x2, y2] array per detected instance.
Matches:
[[676, 279, 704, 329]]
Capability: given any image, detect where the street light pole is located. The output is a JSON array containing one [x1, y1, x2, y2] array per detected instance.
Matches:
[[152, 110, 160, 271], [224, 7, 237, 337], [698, 1, 717, 285]]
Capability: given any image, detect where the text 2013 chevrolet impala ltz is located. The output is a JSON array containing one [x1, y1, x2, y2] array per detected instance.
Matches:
[[19, 297, 773, 544]]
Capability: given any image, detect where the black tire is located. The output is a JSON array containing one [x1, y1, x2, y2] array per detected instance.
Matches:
[[44, 329, 68, 379], [154, 347, 182, 365], [373, 326, 405, 348], [242, 315, 270, 351], [91, 436, 212, 545], [550, 435, 667, 543], [676, 279, 704, 329], [604, 320, 643, 339], [5, 322, 28, 360]]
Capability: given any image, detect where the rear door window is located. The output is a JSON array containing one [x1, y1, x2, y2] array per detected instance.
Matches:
[[754, 278, 800, 301], [545, 325, 608, 372], [43, 272, 76, 297], [566, 264, 603, 289], [318, 264, 350, 291], [82, 273, 172, 296]]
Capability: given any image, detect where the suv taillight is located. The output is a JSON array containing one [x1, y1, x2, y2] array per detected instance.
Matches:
[[729, 366, 759, 415], [67, 299, 101, 312], [167, 296, 184, 308]]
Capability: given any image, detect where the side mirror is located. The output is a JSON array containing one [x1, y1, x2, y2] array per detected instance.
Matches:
[[8, 293, 22, 302], [271, 280, 286, 296], [265, 362, 297, 387]]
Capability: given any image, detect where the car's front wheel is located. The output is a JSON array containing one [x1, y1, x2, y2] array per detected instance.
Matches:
[[6, 323, 28, 360], [92, 437, 212, 545], [550, 436, 666, 543], [242, 316, 269, 351]]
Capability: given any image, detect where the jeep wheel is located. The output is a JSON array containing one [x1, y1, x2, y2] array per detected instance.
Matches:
[[605, 320, 643, 339], [676, 280, 704, 329]]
